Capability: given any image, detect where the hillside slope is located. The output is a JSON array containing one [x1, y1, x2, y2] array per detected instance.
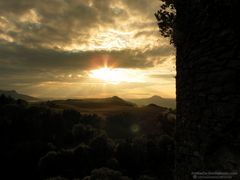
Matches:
[[0, 90, 39, 101], [128, 95, 176, 109]]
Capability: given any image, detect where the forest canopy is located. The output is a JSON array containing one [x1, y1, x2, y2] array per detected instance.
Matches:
[[0, 95, 175, 179]]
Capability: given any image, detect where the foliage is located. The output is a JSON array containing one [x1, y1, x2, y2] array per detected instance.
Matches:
[[82, 167, 130, 180], [0, 95, 175, 179], [155, 0, 176, 45]]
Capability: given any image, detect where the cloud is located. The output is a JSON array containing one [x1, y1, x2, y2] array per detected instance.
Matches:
[[121, 0, 159, 17], [0, 1, 96, 47], [0, 0, 131, 49], [0, 41, 172, 72], [0, 0, 163, 50], [0, 40, 173, 93], [149, 74, 175, 79], [0, 0, 176, 98]]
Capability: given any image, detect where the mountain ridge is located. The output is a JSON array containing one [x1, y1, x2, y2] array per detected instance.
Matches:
[[0, 89, 39, 101], [128, 95, 176, 109], [52, 96, 136, 109], [0, 90, 175, 109]]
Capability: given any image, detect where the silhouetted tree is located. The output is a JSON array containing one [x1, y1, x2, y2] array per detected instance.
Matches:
[[45, 177, 68, 180], [155, 0, 176, 44], [89, 134, 115, 167], [0, 95, 175, 179], [116, 135, 174, 180], [82, 167, 131, 180], [72, 123, 98, 144], [106, 113, 138, 139], [138, 175, 158, 180]]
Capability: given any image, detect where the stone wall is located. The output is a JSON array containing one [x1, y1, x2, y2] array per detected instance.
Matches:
[[175, 0, 240, 179]]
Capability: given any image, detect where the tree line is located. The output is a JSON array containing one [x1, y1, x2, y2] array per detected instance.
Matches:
[[0, 94, 175, 180]]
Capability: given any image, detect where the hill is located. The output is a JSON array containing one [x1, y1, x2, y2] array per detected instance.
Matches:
[[0, 90, 39, 101], [0, 93, 175, 179], [41, 96, 174, 121], [128, 95, 176, 109], [43, 96, 175, 136], [44, 96, 136, 116], [52, 96, 135, 108]]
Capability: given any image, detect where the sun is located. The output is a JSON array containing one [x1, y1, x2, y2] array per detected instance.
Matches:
[[90, 67, 126, 84], [89, 67, 145, 84]]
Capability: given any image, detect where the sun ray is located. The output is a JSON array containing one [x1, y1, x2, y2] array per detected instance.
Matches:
[[89, 67, 145, 84]]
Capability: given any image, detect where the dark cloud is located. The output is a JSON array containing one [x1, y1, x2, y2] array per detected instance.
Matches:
[[0, 0, 33, 14], [0, 0, 129, 47], [0, 0, 175, 98], [145, 46, 175, 57], [134, 30, 157, 38], [150, 74, 175, 79], [122, 0, 149, 13], [0, 41, 172, 91], [122, 0, 159, 18], [0, 41, 171, 71]]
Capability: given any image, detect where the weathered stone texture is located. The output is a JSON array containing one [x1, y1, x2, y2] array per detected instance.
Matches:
[[175, 0, 240, 179]]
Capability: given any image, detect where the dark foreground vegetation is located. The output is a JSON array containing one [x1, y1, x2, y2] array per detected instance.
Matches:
[[0, 95, 175, 180]]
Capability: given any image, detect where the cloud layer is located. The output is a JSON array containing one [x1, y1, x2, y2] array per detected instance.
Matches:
[[0, 0, 175, 98]]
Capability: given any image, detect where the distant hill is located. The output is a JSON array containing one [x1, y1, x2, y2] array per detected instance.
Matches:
[[43, 96, 175, 134], [0, 90, 39, 101], [128, 95, 176, 109], [51, 96, 136, 110]]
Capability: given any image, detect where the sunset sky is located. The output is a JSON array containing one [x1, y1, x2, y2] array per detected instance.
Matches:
[[0, 0, 175, 99]]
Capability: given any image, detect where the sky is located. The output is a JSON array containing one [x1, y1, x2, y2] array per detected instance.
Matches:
[[0, 0, 175, 99]]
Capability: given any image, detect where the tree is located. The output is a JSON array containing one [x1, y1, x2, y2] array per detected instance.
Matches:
[[82, 167, 131, 180], [155, 0, 176, 45]]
